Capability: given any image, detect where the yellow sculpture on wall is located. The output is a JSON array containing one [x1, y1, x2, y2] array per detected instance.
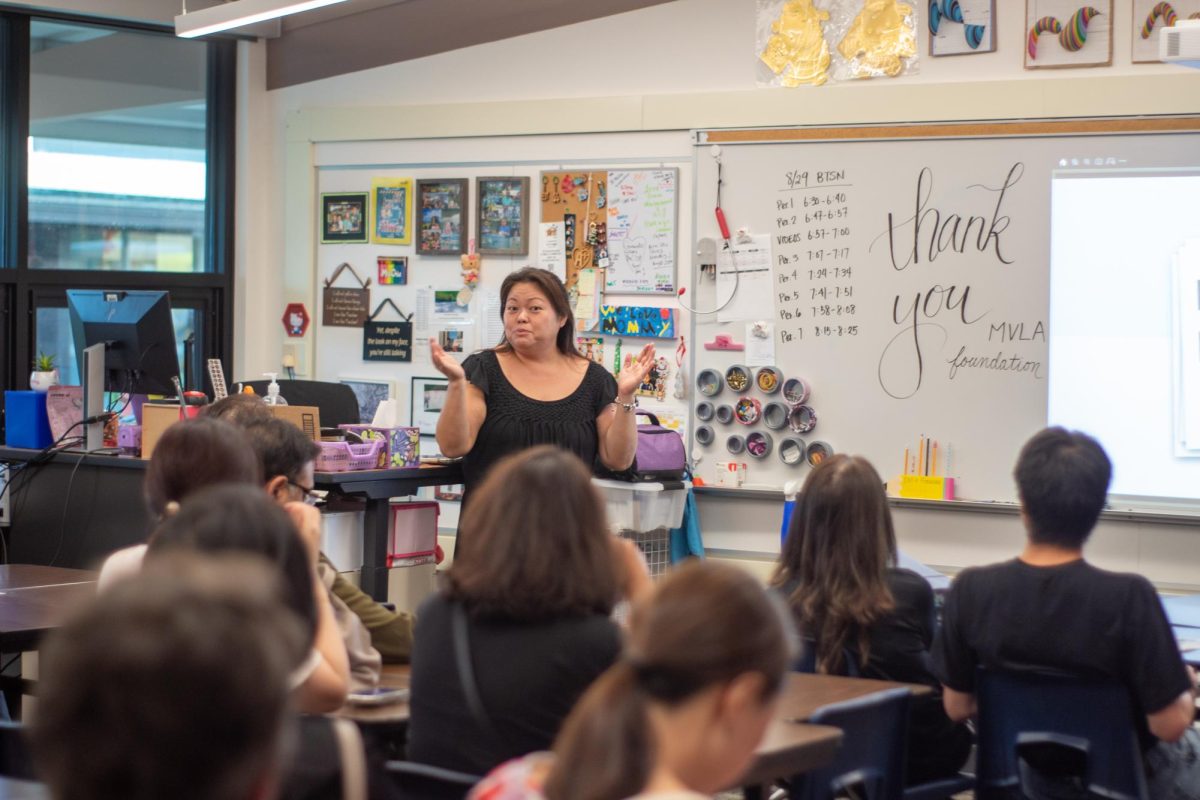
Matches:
[[760, 0, 832, 87], [838, 0, 916, 78]]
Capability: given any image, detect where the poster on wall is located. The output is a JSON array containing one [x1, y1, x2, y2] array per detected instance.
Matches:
[[477, 177, 530, 255], [928, 0, 995, 56], [322, 262, 371, 327], [1024, 0, 1112, 69], [370, 178, 413, 245], [411, 376, 448, 436], [418, 179, 468, 255], [320, 193, 368, 244], [362, 298, 413, 363]]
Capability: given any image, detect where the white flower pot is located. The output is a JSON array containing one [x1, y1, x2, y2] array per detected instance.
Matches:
[[30, 369, 58, 393]]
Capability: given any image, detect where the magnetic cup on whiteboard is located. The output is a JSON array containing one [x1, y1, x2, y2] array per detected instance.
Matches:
[[725, 365, 751, 393], [696, 369, 723, 397], [763, 402, 789, 430], [806, 441, 833, 466], [788, 404, 817, 433], [735, 397, 762, 425], [695, 425, 714, 446], [726, 434, 746, 455], [755, 366, 783, 394], [695, 401, 714, 422], [780, 437, 807, 466], [782, 377, 810, 405], [715, 404, 735, 424], [747, 431, 773, 459]]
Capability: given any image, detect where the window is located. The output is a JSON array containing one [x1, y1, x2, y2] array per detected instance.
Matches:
[[27, 22, 208, 273], [0, 12, 234, 414]]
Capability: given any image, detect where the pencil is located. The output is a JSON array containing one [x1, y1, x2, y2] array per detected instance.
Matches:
[[932, 442, 938, 476], [918, 435, 924, 476], [904, 448, 909, 476], [925, 438, 931, 476]]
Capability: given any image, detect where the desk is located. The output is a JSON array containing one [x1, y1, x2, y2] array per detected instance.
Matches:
[[739, 722, 842, 799], [314, 464, 462, 601], [0, 447, 152, 568], [775, 673, 931, 723], [335, 663, 411, 726], [0, 566, 96, 652]]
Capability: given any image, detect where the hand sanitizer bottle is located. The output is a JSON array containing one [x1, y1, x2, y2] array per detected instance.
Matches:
[[263, 373, 288, 406]]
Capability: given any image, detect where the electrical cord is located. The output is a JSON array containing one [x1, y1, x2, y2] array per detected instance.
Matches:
[[677, 150, 739, 315]]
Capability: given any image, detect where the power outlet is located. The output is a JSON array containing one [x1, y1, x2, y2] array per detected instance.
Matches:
[[282, 343, 307, 376]]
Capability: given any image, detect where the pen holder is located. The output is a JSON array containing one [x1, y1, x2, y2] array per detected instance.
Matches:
[[897, 475, 956, 500]]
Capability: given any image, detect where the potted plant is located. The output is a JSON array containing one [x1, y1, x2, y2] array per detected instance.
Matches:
[[30, 352, 59, 393]]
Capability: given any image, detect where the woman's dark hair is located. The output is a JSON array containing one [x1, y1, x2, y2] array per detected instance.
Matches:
[[544, 561, 792, 800], [145, 483, 317, 662], [494, 267, 581, 358], [447, 446, 617, 621], [770, 454, 895, 674], [143, 417, 262, 518]]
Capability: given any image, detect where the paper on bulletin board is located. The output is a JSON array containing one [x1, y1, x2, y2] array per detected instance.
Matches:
[[745, 322, 777, 367], [605, 169, 678, 294], [479, 289, 504, 349], [538, 222, 566, 281], [716, 235, 774, 323], [573, 268, 601, 331]]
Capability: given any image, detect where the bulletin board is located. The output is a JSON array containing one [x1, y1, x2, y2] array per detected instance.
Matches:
[[540, 168, 679, 295], [687, 117, 1200, 502]]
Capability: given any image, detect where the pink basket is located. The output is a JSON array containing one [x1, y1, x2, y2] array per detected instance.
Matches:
[[316, 439, 384, 472]]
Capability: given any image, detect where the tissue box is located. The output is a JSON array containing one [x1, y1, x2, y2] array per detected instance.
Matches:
[[338, 425, 420, 469]]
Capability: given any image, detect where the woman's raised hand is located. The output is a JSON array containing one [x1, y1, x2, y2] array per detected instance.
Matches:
[[430, 337, 466, 381], [617, 343, 656, 399]]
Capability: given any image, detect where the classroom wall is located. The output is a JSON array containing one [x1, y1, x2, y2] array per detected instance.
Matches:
[[238, 0, 1200, 587]]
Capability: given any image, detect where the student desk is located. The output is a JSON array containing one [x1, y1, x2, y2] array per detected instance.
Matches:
[[0, 566, 96, 652], [314, 463, 462, 601]]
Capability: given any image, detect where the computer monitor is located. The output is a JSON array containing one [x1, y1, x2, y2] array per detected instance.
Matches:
[[66, 289, 181, 396]]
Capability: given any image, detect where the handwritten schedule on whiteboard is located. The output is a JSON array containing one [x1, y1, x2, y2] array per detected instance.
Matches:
[[691, 122, 1200, 500]]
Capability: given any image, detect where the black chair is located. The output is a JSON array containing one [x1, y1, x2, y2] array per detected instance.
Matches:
[[975, 669, 1148, 800], [385, 760, 481, 800], [790, 687, 911, 800], [794, 636, 861, 677], [237, 379, 361, 428]]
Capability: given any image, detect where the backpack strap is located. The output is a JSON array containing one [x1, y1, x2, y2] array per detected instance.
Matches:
[[330, 717, 367, 800]]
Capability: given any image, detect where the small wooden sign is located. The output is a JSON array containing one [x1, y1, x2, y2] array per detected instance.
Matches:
[[362, 298, 413, 362], [322, 262, 371, 327]]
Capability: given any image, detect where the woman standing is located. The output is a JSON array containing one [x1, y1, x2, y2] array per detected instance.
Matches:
[[772, 454, 972, 785], [431, 267, 655, 508]]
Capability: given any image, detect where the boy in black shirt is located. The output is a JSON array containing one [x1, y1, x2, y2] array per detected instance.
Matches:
[[932, 427, 1199, 800]]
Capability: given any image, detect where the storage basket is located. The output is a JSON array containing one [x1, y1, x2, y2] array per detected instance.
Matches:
[[315, 439, 384, 472]]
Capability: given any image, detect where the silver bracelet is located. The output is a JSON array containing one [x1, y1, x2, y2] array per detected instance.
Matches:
[[614, 397, 638, 412]]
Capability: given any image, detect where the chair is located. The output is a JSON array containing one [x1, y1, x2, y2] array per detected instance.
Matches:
[[789, 687, 911, 800], [0, 721, 37, 782], [237, 379, 361, 427], [975, 669, 1148, 800], [793, 636, 861, 678], [385, 760, 481, 800]]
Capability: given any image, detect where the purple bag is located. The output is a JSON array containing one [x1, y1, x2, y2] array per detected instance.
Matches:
[[631, 411, 687, 482]]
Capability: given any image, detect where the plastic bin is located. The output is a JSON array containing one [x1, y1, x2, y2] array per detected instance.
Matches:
[[315, 439, 384, 472], [388, 500, 439, 567], [592, 478, 690, 578]]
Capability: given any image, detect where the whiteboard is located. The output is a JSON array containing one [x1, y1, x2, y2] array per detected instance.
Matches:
[[689, 119, 1200, 502]]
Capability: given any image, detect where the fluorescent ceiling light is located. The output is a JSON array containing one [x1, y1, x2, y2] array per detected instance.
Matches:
[[175, 0, 350, 38]]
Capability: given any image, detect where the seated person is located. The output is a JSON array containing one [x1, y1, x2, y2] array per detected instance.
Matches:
[[407, 446, 651, 780], [97, 416, 262, 589], [146, 483, 350, 714], [771, 454, 971, 784], [469, 561, 795, 800], [31, 554, 303, 800], [933, 427, 1200, 800], [237, 414, 416, 666], [205, 392, 274, 426]]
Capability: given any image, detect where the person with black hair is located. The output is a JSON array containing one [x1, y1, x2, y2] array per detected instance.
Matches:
[[933, 426, 1200, 800], [240, 417, 416, 666]]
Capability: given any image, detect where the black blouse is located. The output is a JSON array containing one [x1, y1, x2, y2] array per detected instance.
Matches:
[[459, 350, 618, 504]]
